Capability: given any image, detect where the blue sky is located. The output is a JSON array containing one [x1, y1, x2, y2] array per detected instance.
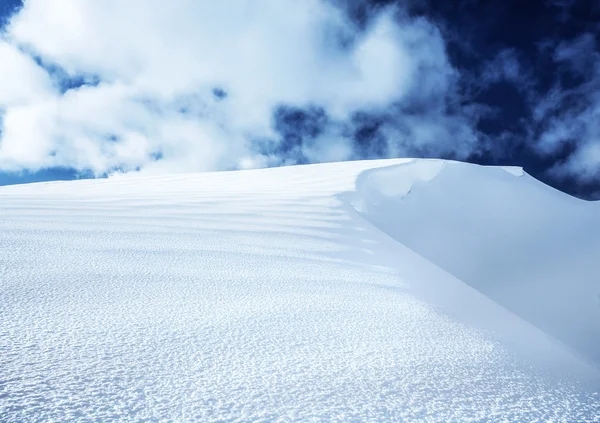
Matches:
[[0, 167, 84, 185], [0, 0, 19, 19], [0, 0, 599, 198]]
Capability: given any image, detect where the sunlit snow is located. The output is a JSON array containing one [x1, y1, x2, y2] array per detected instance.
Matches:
[[1, 159, 599, 422]]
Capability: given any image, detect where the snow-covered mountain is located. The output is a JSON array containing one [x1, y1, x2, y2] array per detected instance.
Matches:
[[1, 159, 599, 422]]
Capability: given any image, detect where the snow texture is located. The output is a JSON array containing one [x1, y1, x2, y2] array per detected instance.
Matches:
[[1, 159, 599, 422]]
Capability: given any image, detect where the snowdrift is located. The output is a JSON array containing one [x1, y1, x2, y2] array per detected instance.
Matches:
[[1, 159, 599, 422], [351, 159, 600, 367]]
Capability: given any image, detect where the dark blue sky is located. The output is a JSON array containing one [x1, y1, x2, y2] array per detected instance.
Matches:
[[422, 0, 600, 199], [1, 0, 599, 199], [332, 0, 600, 198]]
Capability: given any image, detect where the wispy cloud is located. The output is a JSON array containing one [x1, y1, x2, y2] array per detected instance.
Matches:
[[533, 33, 600, 183]]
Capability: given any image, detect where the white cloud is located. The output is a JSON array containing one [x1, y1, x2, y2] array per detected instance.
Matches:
[[557, 139, 600, 181], [0, 0, 470, 175], [0, 39, 54, 106]]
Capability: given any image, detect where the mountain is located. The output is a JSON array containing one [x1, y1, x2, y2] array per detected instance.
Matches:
[[1, 159, 599, 421]]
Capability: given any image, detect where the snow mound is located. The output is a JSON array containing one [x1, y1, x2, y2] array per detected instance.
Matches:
[[352, 159, 600, 368], [1, 159, 599, 422]]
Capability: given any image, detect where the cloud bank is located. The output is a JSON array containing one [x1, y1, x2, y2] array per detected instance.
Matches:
[[0, 0, 480, 176]]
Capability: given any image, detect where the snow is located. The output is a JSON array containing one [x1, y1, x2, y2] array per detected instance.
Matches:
[[353, 159, 600, 367], [500, 166, 525, 177], [1, 158, 599, 422]]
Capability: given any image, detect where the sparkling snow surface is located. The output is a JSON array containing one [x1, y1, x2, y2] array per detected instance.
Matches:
[[1, 159, 599, 422]]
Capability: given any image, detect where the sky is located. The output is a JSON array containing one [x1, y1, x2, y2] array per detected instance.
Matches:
[[0, 0, 599, 199]]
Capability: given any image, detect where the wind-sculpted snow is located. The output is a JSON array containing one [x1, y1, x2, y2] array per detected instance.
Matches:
[[1, 159, 599, 422], [353, 159, 600, 368]]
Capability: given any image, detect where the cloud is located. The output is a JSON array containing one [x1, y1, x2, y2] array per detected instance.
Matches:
[[0, 0, 483, 176], [0, 41, 54, 107], [532, 33, 600, 182], [480, 49, 524, 86]]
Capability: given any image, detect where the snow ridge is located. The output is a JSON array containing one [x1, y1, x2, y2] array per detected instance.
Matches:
[[351, 159, 600, 369]]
